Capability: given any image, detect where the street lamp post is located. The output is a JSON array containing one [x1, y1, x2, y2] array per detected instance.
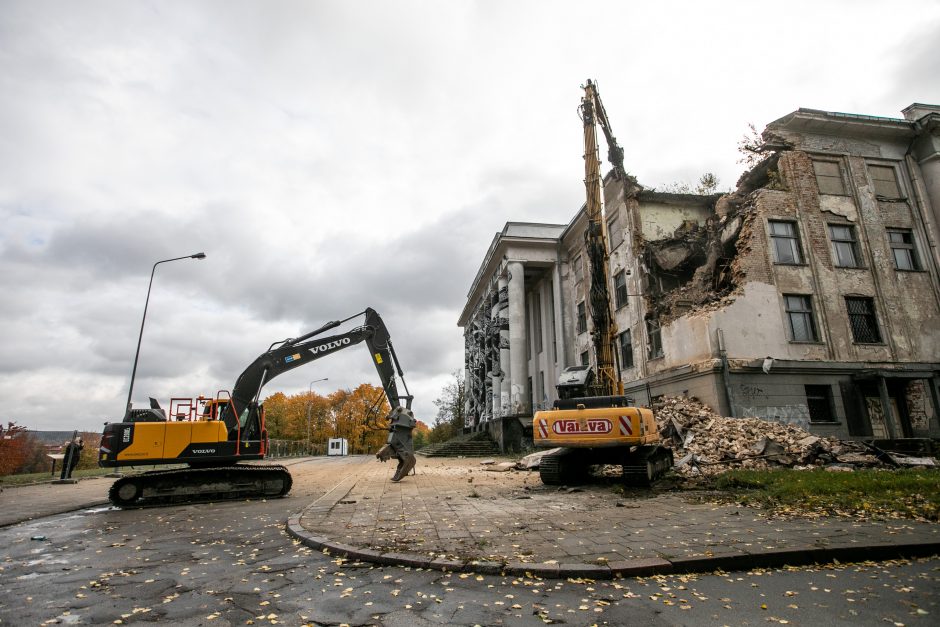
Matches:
[[305, 378, 329, 455], [124, 252, 207, 418]]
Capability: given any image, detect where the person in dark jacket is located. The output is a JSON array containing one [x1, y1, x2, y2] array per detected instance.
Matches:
[[62, 438, 84, 479]]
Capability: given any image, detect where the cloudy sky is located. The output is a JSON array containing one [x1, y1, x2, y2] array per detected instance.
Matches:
[[2, 0, 938, 432]]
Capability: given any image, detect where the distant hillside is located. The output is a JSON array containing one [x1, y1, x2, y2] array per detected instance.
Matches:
[[29, 430, 82, 444]]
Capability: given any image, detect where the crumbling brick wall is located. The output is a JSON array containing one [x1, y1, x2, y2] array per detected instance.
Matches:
[[905, 379, 931, 436]]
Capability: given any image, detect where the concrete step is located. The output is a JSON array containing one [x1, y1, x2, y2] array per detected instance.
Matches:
[[417, 434, 500, 457]]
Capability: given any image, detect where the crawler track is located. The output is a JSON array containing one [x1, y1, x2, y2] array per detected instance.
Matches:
[[539, 446, 674, 487], [538, 450, 590, 485], [108, 464, 292, 508], [621, 446, 674, 487]]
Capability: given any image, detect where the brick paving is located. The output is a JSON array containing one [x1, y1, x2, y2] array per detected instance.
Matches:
[[290, 456, 940, 577]]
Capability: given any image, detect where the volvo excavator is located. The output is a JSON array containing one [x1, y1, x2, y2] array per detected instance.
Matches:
[[99, 307, 415, 507], [532, 80, 673, 487]]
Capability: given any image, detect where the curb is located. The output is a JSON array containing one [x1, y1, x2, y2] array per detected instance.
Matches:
[[286, 509, 940, 579]]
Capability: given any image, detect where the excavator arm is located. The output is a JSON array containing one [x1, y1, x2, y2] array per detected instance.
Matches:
[[581, 79, 622, 397], [220, 308, 411, 434]]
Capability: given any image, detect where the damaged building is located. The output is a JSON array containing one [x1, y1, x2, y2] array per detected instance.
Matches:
[[458, 103, 940, 452]]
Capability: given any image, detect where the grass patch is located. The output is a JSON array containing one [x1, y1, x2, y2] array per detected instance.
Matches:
[[0, 467, 116, 486], [712, 468, 940, 521], [0, 464, 184, 486]]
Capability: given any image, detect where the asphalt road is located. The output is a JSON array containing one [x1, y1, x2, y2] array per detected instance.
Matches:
[[0, 457, 937, 626]]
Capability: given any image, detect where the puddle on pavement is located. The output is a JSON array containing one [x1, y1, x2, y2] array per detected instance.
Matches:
[[55, 612, 81, 624], [81, 506, 114, 515]]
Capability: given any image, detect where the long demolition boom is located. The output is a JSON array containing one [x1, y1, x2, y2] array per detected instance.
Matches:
[[581, 79, 625, 397]]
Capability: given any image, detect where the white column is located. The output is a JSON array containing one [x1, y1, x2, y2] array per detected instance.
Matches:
[[552, 261, 566, 369], [507, 261, 528, 415], [498, 273, 511, 415]]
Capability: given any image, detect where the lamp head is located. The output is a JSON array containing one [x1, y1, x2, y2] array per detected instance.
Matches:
[[191, 252, 207, 259]]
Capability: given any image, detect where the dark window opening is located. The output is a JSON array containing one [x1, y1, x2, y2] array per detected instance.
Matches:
[[784, 294, 818, 342], [614, 271, 628, 309], [646, 319, 663, 359], [619, 329, 634, 369], [887, 229, 921, 271], [805, 384, 835, 422], [769, 220, 803, 264], [608, 212, 623, 251], [576, 302, 587, 335], [846, 297, 881, 343], [829, 224, 861, 268]]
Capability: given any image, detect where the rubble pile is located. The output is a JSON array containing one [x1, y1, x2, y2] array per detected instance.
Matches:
[[653, 396, 892, 477]]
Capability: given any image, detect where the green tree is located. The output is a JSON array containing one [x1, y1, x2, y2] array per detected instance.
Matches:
[[412, 421, 430, 450], [429, 370, 466, 443], [695, 172, 719, 194], [737, 122, 766, 168], [660, 172, 720, 195]]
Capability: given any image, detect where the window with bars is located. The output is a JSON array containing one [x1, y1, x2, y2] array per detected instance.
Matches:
[[812, 160, 846, 195], [614, 271, 628, 308], [769, 220, 803, 265], [646, 319, 663, 358], [619, 329, 634, 369], [576, 301, 587, 334], [608, 211, 623, 251], [887, 229, 921, 271], [805, 385, 836, 422], [784, 294, 818, 342], [846, 297, 881, 343], [828, 224, 861, 268], [868, 164, 903, 199]]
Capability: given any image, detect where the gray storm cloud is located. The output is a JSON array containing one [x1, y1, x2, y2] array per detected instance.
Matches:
[[1, 0, 938, 430]]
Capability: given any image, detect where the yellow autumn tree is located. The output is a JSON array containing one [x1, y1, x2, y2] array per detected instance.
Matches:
[[329, 384, 390, 454], [262, 383, 394, 455]]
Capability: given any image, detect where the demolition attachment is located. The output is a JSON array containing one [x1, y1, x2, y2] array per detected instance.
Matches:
[[375, 405, 417, 482]]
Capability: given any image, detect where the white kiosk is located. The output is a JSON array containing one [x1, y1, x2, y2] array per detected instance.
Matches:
[[327, 438, 348, 456]]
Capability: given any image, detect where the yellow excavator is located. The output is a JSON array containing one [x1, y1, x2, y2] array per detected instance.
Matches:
[[532, 80, 673, 486], [99, 308, 415, 506]]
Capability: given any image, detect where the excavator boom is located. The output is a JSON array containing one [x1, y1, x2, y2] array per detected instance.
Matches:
[[581, 80, 622, 397], [532, 80, 672, 487]]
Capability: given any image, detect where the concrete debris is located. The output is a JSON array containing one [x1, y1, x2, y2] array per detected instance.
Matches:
[[885, 454, 936, 467], [517, 448, 561, 470], [652, 395, 934, 477], [484, 462, 517, 472]]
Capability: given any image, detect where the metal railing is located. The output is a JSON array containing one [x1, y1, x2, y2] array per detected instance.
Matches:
[[266, 439, 310, 459]]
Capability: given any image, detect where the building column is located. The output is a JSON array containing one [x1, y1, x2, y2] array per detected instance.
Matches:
[[507, 261, 528, 415], [498, 274, 511, 415], [489, 285, 502, 420], [552, 260, 566, 369], [877, 376, 898, 439], [922, 376, 940, 438]]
